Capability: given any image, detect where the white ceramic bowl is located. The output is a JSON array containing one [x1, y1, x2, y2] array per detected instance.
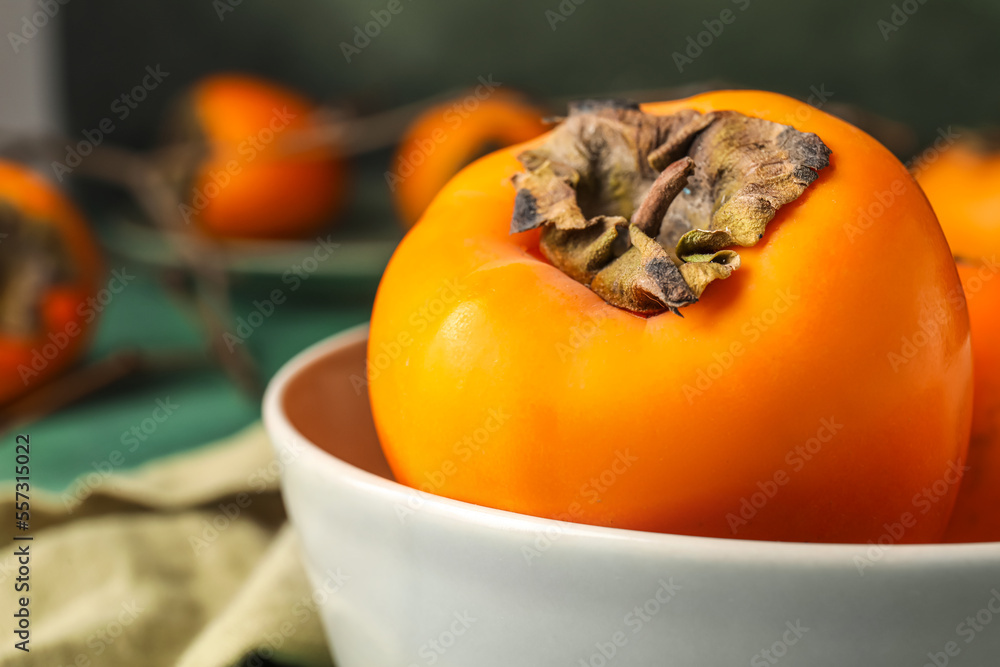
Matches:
[[264, 325, 1000, 667]]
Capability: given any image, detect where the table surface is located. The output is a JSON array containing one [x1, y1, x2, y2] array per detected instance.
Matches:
[[2, 262, 374, 492]]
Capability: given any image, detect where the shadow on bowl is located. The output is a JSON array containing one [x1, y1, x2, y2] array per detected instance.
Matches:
[[264, 325, 1000, 667]]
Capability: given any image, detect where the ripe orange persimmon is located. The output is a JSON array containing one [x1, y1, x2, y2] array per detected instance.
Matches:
[[917, 140, 1000, 262], [941, 262, 1000, 542], [177, 74, 346, 240], [0, 161, 103, 403], [389, 90, 547, 227], [918, 141, 1000, 542], [368, 90, 972, 543]]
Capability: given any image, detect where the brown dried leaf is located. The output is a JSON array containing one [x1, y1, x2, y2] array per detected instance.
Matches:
[[590, 226, 696, 315], [540, 216, 629, 284], [510, 161, 587, 232], [648, 111, 718, 171], [679, 251, 741, 299], [509, 102, 830, 315], [0, 202, 76, 337], [667, 114, 831, 255]]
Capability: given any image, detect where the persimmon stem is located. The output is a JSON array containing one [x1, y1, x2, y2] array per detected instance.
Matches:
[[631, 157, 693, 237]]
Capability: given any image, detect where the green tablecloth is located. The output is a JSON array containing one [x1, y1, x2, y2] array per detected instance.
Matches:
[[2, 264, 373, 492]]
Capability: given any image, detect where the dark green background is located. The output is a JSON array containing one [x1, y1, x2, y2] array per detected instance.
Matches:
[[8, 0, 999, 490], [62, 0, 999, 149]]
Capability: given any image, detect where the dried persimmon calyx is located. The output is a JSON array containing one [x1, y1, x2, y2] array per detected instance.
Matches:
[[0, 203, 75, 338], [509, 100, 832, 315]]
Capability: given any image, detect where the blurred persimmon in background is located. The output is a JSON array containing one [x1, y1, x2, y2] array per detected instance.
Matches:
[[389, 89, 548, 228], [918, 137, 1000, 261], [942, 261, 1000, 542], [918, 138, 1000, 542], [0, 160, 104, 404], [170, 73, 347, 240]]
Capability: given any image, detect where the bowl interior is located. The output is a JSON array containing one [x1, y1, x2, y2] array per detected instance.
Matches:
[[282, 335, 395, 481]]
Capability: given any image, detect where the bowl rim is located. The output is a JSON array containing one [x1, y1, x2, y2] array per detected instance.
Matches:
[[263, 323, 1000, 564]]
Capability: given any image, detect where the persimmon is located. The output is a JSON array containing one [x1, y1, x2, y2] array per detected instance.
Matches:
[[0, 160, 104, 403], [174, 73, 346, 240], [389, 90, 547, 228], [917, 141, 1000, 542], [916, 138, 1000, 261], [939, 262, 1000, 542], [368, 90, 972, 543]]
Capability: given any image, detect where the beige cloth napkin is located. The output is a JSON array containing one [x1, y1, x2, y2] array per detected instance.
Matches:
[[0, 423, 335, 667]]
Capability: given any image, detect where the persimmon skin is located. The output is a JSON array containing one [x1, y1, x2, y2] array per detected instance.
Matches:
[[390, 91, 547, 228], [186, 74, 345, 240], [369, 91, 972, 543], [0, 161, 103, 404]]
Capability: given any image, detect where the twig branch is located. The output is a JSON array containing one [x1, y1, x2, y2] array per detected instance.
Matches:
[[0, 133, 264, 400], [0, 348, 206, 435]]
